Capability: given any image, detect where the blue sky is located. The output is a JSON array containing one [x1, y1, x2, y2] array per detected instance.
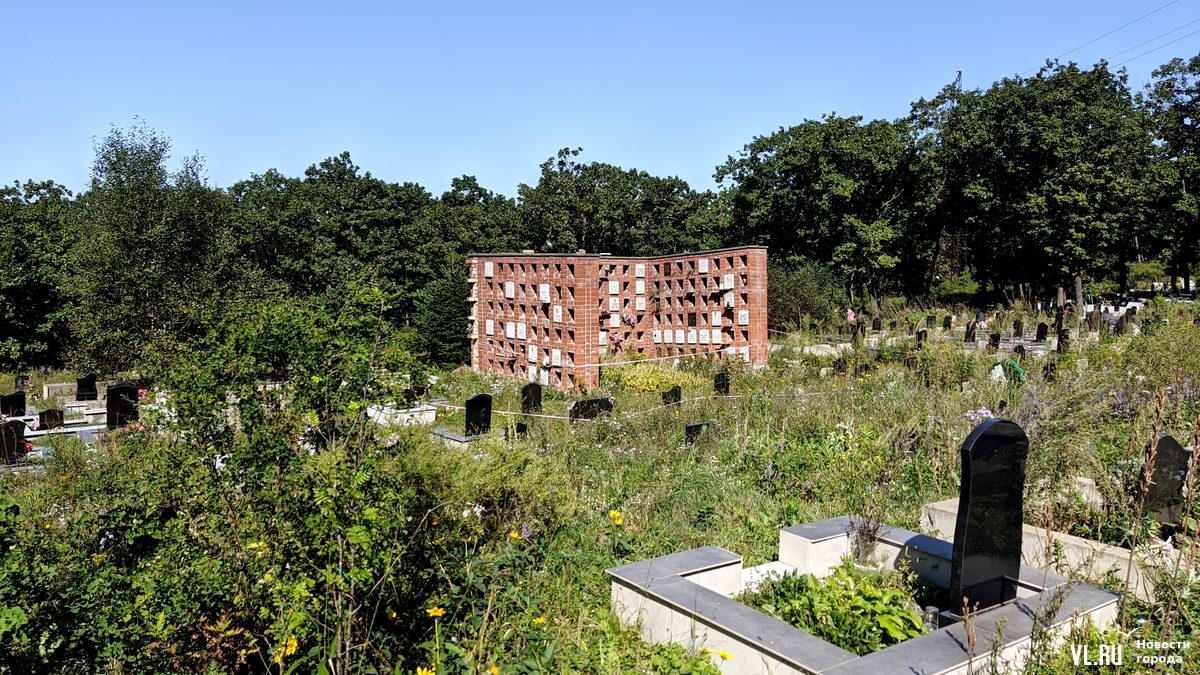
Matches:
[[3, 1, 1198, 197]]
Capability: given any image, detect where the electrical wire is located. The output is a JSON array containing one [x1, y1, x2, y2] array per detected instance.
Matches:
[[1105, 17, 1200, 60], [1115, 26, 1200, 66], [1021, 0, 1183, 75]]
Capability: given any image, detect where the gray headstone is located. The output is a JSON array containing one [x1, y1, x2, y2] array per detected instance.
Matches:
[[0, 391, 25, 417], [950, 419, 1029, 611], [569, 397, 613, 420], [106, 382, 139, 430], [76, 374, 98, 402], [662, 385, 682, 407], [976, 311, 986, 324], [1143, 435, 1191, 515], [521, 383, 542, 415], [465, 393, 492, 435]]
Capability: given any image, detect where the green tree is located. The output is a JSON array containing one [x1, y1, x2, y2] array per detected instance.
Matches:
[[411, 258, 471, 365]]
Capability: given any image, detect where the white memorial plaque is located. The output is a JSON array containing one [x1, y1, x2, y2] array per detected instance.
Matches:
[[551, 349, 562, 366], [528, 366, 537, 382], [699, 330, 709, 344], [506, 322, 516, 339], [505, 281, 515, 299], [517, 322, 526, 340], [635, 264, 645, 278], [599, 332, 607, 346], [609, 297, 620, 311], [609, 314, 621, 328], [687, 329, 697, 344], [722, 273, 735, 290], [711, 329, 722, 344], [484, 261, 494, 277], [485, 319, 494, 335], [539, 284, 551, 303], [711, 311, 722, 326], [635, 297, 646, 311], [528, 345, 538, 362], [540, 369, 549, 386], [635, 280, 645, 294], [741, 346, 751, 362], [698, 258, 708, 273], [653, 330, 662, 343], [738, 310, 750, 326], [724, 292, 734, 308], [674, 329, 684, 344], [608, 280, 619, 295], [553, 305, 562, 322]]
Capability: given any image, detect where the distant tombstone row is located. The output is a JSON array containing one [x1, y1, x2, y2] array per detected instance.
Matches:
[[0, 391, 25, 417], [106, 382, 139, 430]]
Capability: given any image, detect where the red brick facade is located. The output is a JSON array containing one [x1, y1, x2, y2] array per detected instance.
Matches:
[[467, 246, 768, 391]]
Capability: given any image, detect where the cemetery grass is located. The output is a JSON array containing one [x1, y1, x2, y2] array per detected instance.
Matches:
[[1, 301, 1199, 673]]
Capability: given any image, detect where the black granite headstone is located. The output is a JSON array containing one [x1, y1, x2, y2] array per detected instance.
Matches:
[[988, 333, 1001, 352], [106, 382, 139, 430], [1115, 315, 1127, 336], [0, 391, 25, 417], [521, 383, 542, 414], [1043, 362, 1057, 382], [714, 372, 730, 396], [568, 397, 613, 420], [1035, 323, 1048, 342], [950, 418, 1029, 611], [809, 323, 819, 334], [662, 385, 682, 407], [834, 356, 849, 375], [916, 329, 928, 345], [963, 321, 977, 343], [76, 374, 98, 402], [976, 311, 986, 324], [926, 315, 936, 329], [1012, 320, 1023, 338], [943, 316, 952, 330], [39, 408, 64, 430], [872, 317, 882, 332], [1056, 329, 1070, 354], [465, 393, 493, 435], [0, 420, 27, 463], [1013, 344, 1026, 359], [889, 320, 898, 330], [685, 422, 709, 445], [1143, 434, 1192, 515]]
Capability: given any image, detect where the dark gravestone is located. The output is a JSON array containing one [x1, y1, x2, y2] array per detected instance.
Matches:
[[1035, 323, 1049, 342], [1043, 362, 1058, 382], [943, 316, 952, 330], [568, 397, 613, 421], [714, 372, 730, 396], [872, 317, 882, 332], [976, 311, 986, 324], [809, 323, 819, 334], [963, 321, 977, 343], [685, 422, 709, 445], [76, 374, 98, 402], [662, 385, 682, 407], [926, 315, 936, 329], [0, 391, 25, 417], [39, 409, 64, 430], [106, 382, 139, 430], [465, 393, 493, 435], [1087, 310, 1100, 332], [988, 333, 1001, 352], [1012, 320, 1023, 338], [1054, 308, 1064, 332], [950, 418, 1029, 612], [1, 420, 27, 463], [14, 375, 30, 389], [889, 320, 898, 330], [521, 383, 542, 414], [1143, 435, 1191, 516], [916, 329, 928, 345], [1013, 344, 1026, 359], [1115, 315, 1127, 336], [834, 356, 849, 375], [1056, 329, 1070, 354]]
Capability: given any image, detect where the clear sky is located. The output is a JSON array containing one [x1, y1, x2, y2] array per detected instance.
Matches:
[[3, 0, 1199, 198]]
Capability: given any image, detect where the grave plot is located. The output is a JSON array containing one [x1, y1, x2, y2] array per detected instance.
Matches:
[[608, 420, 1120, 675]]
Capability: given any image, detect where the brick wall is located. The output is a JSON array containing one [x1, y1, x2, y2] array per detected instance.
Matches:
[[468, 246, 769, 391]]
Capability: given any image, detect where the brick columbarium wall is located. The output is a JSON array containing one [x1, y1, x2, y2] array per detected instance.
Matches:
[[467, 247, 769, 391]]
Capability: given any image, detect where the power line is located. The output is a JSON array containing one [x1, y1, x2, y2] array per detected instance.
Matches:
[[1021, 0, 1183, 75], [1105, 17, 1200, 60], [1115, 26, 1200, 66]]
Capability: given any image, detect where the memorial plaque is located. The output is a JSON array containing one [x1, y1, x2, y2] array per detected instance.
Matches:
[[568, 397, 613, 420], [521, 383, 542, 415], [950, 419, 1029, 611], [465, 393, 493, 435], [0, 391, 25, 417], [662, 385, 682, 407], [77, 374, 98, 402], [105, 382, 139, 430]]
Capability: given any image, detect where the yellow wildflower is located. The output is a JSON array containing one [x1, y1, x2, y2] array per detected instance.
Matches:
[[416, 667, 436, 675], [509, 531, 522, 540], [698, 646, 712, 654], [613, 517, 623, 526], [532, 616, 546, 625], [718, 649, 733, 660], [283, 636, 298, 656], [389, 611, 397, 619], [426, 606, 445, 618], [490, 666, 499, 675], [609, 509, 621, 519]]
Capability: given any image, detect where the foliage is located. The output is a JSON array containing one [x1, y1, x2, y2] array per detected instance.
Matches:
[[413, 258, 471, 365], [599, 361, 705, 392], [738, 560, 924, 655]]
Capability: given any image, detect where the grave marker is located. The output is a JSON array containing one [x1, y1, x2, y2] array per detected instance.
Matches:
[[465, 394, 493, 435], [963, 321, 977, 344], [943, 316, 952, 330], [39, 408, 64, 430], [714, 372, 730, 396], [988, 333, 1001, 352], [106, 382, 139, 429], [685, 422, 709, 445], [662, 385, 682, 407], [0, 391, 25, 417], [872, 317, 881, 332], [1056, 329, 1070, 354], [950, 418, 1029, 611], [1012, 319, 1023, 338], [1013, 344, 1026, 359], [1143, 434, 1191, 516], [569, 397, 613, 420], [76, 374, 98, 402], [926, 315, 935, 329], [521, 383, 542, 414], [1, 420, 27, 463], [916, 329, 927, 345], [1035, 323, 1048, 342], [14, 375, 30, 389]]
